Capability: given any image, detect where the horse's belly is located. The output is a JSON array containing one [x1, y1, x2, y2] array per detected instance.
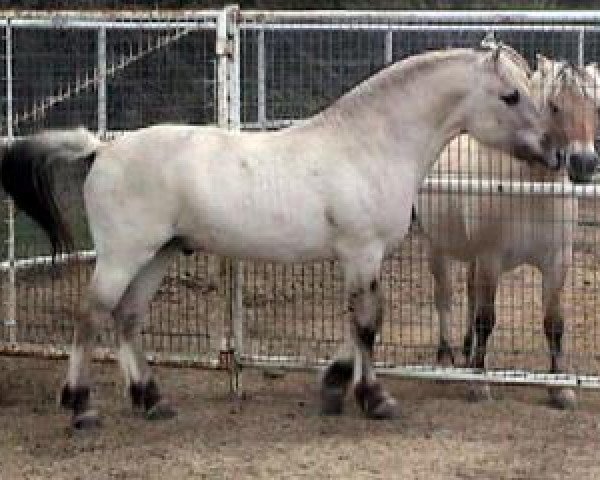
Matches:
[[178, 204, 333, 262]]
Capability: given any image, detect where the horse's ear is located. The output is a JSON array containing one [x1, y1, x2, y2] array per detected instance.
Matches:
[[481, 47, 502, 72], [536, 54, 553, 76]]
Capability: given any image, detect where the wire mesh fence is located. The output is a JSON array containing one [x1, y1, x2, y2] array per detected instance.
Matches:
[[2, 9, 600, 388]]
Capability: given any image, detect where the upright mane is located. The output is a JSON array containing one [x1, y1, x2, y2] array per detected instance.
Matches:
[[532, 55, 595, 105], [480, 34, 532, 79]]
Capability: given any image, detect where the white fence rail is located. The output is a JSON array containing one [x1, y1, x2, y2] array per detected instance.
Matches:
[[2, 8, 600, 391]]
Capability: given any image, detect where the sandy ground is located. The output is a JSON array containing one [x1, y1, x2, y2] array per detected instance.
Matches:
[[2, 200, 600, 479], [1, 356, 600, 480]]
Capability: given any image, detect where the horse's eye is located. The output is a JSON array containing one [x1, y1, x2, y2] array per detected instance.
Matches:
[[549, 101, 560, 115], [500, 89, 520, 106]]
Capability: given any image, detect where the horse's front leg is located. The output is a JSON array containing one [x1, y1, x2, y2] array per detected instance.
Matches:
[[350, 276, 399, 418], [464, 258, 500, 402], [431, 253, 455, 366], [322, 242, 398, 418], [541, 257, 576, 409]]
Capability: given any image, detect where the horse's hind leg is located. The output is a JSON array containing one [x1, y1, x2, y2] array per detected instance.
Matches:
[[541, 259, 576, 409], [60, 253, 152, 428], [59, 296, 110, 429], [431, 254, 454, 366], [113, 245, 178, 419]]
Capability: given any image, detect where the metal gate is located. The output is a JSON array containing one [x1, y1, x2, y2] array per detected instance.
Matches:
[[2, 8, 600, 391]]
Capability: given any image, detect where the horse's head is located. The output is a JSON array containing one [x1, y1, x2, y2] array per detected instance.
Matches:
[[532, 55, 599, 183], [584, 62, 600, 162], [463, 45, 557, 170]]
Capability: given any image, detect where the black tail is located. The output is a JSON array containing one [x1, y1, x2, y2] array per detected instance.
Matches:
[[0, 128, 102, 257]]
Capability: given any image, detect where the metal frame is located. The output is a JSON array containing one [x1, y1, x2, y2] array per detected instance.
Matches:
[[2, 7, 600, 393]]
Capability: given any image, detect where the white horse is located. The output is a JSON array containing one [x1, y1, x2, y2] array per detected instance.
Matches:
[[0, 47, 558, 428], [416, 52, 599, 408]]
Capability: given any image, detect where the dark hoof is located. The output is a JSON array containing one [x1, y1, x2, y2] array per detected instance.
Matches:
[[321, 386, 346, 416], [130, 378, 169, 417], [60, 384, 92, 414], [354, 382, 400, 420], [548, 388, 577, 410], [145, 398, 177, 421], [436, 342, 455, 367], [72, 409, 101, 429]]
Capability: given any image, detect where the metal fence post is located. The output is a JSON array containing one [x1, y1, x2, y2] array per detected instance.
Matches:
[[218, 5, 244, 394], [3, 21, 16, 344], [578, 27, 585, 68], [97, 26, 107, 137], [385, 30, 393, 64], [257, 28, 266, 128]]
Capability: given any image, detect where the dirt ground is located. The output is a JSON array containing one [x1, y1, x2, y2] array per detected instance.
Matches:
[[1, 356, 600, 480], [3, 201, 600, 479]]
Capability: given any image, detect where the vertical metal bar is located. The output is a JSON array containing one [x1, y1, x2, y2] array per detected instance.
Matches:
[[97, 26, 107, 137], [384, 29, 393, 64], [217, 5, 245, 392], [4, 21, 16, 344], [228, 5, 241, 130], [216, 7, 229, 129], [257, 28, 266, 128], [578, 27, 585, 68], [228, 6, 244, 387]]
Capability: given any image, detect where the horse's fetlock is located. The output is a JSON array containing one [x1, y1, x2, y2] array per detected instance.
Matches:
[[475, 305, 495, 339], [60, 384, 90, 415], [322, 359, 353, 389], [355, 325, 376, 352], [130, 377, 162, 412], [437, 339, 454, 365]]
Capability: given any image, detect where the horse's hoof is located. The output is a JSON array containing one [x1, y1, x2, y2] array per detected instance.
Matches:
[[548, 388, 577, 410], [320, 386, 346, 415], [467, 383, 492, 403], [355, 382, 400, 420], [145, 399, 177, 421], [366, 396, 400, 420], [72, 409, 101, 430]]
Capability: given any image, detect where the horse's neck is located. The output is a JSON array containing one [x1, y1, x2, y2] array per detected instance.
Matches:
[[311, 54, 473, 185]]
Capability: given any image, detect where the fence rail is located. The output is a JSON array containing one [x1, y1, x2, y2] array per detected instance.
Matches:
[[2, 7, 600, 393]]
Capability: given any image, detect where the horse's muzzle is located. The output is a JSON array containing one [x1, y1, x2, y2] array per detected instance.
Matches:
[[567, 151, 600, 184]]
